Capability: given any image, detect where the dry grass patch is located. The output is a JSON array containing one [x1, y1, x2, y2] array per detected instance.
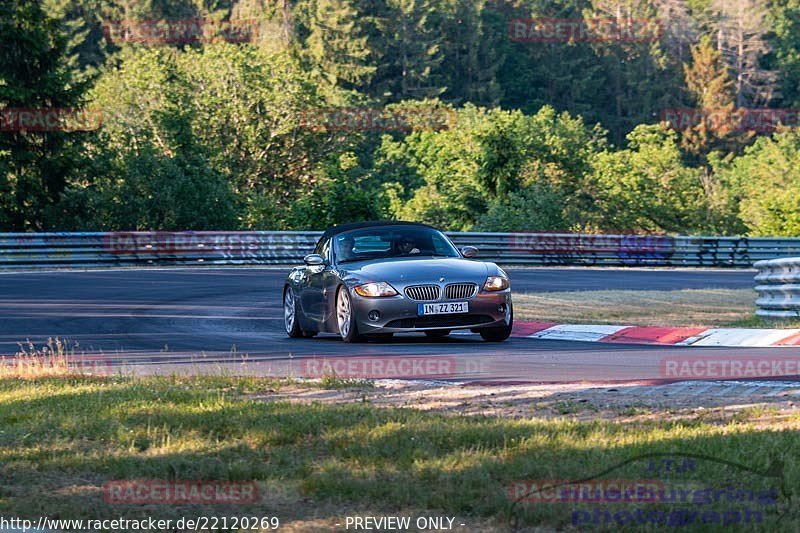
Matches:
[[0, 337, 109, 379], [514, 288, 755, 326]]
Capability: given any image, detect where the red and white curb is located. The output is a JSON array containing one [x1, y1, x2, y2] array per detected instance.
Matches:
[[510, 322, 800, 347]]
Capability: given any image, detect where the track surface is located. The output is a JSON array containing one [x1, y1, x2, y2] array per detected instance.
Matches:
[[2, 267, 793, 383]]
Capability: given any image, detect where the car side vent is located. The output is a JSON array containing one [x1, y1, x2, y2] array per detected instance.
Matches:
[[404, 285, 441, 301], [444, 283, 478, 300]]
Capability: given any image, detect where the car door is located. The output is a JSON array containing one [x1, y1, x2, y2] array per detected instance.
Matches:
[[301, 238, 331, 328]]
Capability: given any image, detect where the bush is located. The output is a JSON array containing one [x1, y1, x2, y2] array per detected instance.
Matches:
[[476, 183, 569, 232], [716, 130, 800, 236]]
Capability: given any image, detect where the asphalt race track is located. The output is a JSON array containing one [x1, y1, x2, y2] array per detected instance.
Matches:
[[1, 266, 794, 383]]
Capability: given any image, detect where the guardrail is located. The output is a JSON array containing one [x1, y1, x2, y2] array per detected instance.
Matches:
[[754, 258, 800, 318], [1, 231, 800, 269]]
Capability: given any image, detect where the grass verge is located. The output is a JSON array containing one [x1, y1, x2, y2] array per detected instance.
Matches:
[[0, 337, 98, 379], [514, 288, 768, 327], [0, 376, 798, 531]]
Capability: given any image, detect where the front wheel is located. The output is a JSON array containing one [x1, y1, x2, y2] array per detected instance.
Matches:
[[480, 303, 513, 342], [284, 288, 303, 338], [285, 287, 317, 338], [336, 286, 363, 343]]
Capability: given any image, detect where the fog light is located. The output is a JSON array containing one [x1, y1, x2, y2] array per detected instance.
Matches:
[[497, 304, 506, 313], [368, 310, 381, 321]]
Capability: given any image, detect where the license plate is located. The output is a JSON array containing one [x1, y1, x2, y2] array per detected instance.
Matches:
[[418, 301, 469, 315]]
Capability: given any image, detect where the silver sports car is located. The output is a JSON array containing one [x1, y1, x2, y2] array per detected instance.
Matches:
[[283, 221, 513, 342]]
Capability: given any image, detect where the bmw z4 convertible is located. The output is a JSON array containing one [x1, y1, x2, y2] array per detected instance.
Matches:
[[283, 221, 513, 342]]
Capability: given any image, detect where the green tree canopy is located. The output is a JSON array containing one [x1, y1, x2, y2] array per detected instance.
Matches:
[[378, 104, 605, 230], [715, 129, 800, 236]]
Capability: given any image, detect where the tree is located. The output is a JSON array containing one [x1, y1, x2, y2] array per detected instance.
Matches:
[[287, 152, 381, 228], [366, 0, 446, 101], [684, 35, 735, 113], [69, 148, 240, 230], [497, 0, 608, 131], [232, 0, 294, 52], [476, 181, 570, 232], [0, 0, 93, 230], [711, 0, 777, 107], [771, 0, 800, 107], [304, 0, 375, 88], [586, 0, 684, 144], [654, 0, 698, 65], [680, 34, 743, 158], [82, 44, 345, 229], [378, 104, 606, 230], [438, 0, 504, 106], [591, 124, 709, 233], [715, 129, 800, 236]]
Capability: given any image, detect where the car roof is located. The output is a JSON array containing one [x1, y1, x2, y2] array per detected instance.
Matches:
[[320, 221, 438, 241]]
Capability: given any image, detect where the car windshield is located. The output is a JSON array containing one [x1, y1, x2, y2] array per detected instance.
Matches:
[[333, 226, 460, 263]]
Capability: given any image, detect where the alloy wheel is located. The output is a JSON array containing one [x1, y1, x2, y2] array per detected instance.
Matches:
[[337, 289, 351, 337], [284, 290, 295, 333]]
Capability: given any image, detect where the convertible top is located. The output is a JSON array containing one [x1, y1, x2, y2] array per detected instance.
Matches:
[[319, 220, 437, 241]]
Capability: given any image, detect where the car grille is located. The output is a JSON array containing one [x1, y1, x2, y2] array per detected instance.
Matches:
[[404, 284, 441, 301], [444, 283, 478, 300], [385, 315, 494, 329]]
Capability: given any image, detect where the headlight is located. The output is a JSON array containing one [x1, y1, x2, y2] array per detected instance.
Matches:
[[483, 275, 509, 291], [353, 282, 398, 297]]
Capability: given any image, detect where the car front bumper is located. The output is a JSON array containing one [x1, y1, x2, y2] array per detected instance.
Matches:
[[350, 289, 512, 334]]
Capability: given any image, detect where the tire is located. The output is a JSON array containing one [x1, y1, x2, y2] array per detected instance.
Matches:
[[336, 286, 363, 343], [284, 287, 304, 338], [424, 330, 450, 339], [285, 287, 317, 338], [480, 303, 513, 342]]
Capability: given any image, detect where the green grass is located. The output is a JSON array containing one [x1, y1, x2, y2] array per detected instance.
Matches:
[[727, 316, 800, 329], [1, 376, 799, 531]]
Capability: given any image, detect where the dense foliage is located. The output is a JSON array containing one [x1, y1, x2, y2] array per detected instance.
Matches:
[[2, 0, 800, 235]]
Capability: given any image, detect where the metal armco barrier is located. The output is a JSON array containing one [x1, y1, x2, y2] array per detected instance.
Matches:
[[1, 231, 800, 269], [754, 257, 800, 318], [0, 232, 322, 268]]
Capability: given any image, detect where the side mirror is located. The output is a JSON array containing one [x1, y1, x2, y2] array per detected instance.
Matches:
[[461, 246, 478, 258], [304, 253, 325, 266]]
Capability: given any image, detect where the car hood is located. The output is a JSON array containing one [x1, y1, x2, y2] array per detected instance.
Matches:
[[340, 257, 490, 284]]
